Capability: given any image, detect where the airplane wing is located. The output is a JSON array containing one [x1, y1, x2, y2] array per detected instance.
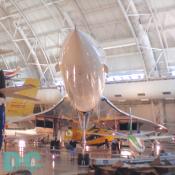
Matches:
[[6, 93, 39, 102], [5, 92, 65, 124], [90, 97, 168, 132], [85, 130, 128, 140], [139, 135, 174, 141], [0, 84, 39, 102], [35, 96, 167, 133], [9, 97, 67, 123], [36, 96, 78, 123]]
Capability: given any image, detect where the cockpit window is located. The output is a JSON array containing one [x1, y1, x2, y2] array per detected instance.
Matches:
[[86, 134, 101, 141]]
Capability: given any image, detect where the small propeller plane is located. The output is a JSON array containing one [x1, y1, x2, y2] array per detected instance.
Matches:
[[64, 124, 173, 154], [65, 126, 114, 146], [3, 67, 21, 79]]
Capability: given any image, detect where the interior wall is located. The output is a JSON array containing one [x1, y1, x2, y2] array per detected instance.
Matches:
[[106, 53, 143, 72], [115, 101, 175, 134]]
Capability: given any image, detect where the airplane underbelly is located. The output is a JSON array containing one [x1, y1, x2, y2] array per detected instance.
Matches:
[[63, 66, 104, 112]]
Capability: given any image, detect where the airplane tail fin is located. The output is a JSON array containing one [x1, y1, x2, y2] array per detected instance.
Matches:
[[6, 78, 40, 118]]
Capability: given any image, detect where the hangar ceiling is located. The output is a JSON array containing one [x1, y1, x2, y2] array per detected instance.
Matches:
[[0, 0, 175, 102]]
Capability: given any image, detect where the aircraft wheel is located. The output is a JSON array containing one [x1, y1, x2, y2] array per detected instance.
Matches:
[[84, 153, 89, 165], [78, 153, 83, 165], [77, 153, 90, 166]]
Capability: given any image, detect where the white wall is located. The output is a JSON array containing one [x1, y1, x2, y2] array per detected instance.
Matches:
[[115, 101, 175, 134]]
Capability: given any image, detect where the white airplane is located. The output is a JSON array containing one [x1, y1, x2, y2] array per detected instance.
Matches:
[[0, 29, 168, 154], [39, 29, 168, 154]]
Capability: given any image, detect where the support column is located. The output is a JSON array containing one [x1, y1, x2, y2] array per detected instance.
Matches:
[[0, 70, 6, 150], [53, 118, 58, 140]]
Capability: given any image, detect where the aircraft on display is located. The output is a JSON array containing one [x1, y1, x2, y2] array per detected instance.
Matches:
[[64, 122, 173, 154], [89, 129, 173, 153], [0, 70, 40, 149], [65, 127, 114, 146], [0, 29, 170, 155], [3, 67, 21, 79], [4, 127, 51, 148], [39, 29, 168, 156]]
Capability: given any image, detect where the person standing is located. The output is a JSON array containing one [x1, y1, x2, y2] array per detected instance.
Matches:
[[69, 140, 77, 160], [111, 140, 117, 154], [105, 139, 109, 149], [116, 139, 120, 154]]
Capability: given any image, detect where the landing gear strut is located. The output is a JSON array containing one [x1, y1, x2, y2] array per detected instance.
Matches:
[[78, 112, 90, 166]]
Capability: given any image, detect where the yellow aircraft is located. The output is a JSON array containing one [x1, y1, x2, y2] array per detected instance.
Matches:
[[0, 71, 40, 149], [65, 124, 173, 153], [65, 127, 114, 146], [5, 78, 40, 123]]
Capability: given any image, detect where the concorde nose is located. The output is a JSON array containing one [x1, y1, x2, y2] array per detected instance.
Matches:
[[61, 29, 92, 65], [61, 30, 81, 63]]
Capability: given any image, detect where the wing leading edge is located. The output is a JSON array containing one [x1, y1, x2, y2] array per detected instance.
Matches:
[[34, 96, 167, 133], [99, 97, 167, 132]]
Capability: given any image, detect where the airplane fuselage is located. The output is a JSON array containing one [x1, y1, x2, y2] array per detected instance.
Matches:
[[60, 30, 105, 112]]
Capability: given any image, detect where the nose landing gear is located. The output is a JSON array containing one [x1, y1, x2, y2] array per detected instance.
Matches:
[[78, 112, 90, 166]]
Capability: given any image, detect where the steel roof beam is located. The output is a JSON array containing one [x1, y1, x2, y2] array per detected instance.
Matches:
[[117, 0, 149, 79]]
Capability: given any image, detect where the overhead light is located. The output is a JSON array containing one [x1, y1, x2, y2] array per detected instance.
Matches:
[[103, 42, 136, 50], [140, 98, 149, 102], [165, 97, 174, 100], [118, 99, 126, 102], [171, 70, 175, 76]]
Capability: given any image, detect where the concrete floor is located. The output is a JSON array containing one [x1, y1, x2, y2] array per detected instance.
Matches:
[[33, 149, 89, 175], [0, 140, 175, 175], [0, 144, 89, 175]]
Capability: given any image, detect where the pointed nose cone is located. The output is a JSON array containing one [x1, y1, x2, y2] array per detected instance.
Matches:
[[60, 29, 82, 64], [61, 29, 99, 65]]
